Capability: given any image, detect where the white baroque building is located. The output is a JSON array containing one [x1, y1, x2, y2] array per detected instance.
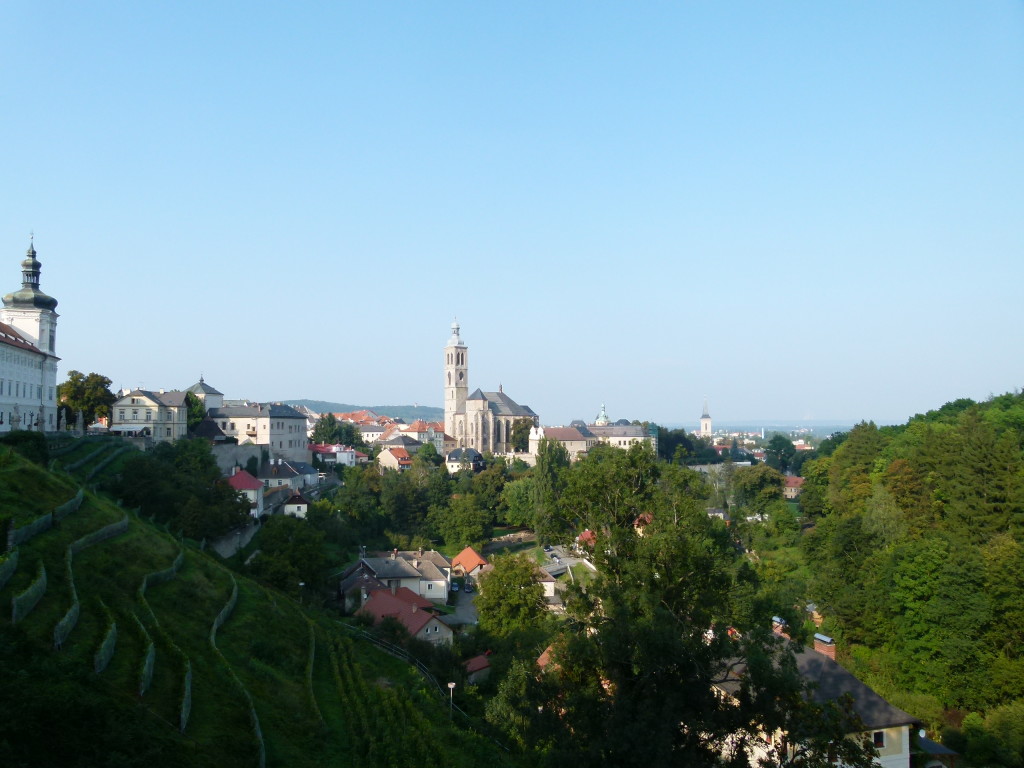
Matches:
[[0, 240, 60, 433]]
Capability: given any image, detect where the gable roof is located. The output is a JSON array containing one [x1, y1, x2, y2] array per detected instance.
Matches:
[[482, 390, 537, 418], [360, 590, 441, 636], [784, 476, 806, 488], [464, 654, 491, 674], [187, 378, 223, 396], [452, 546, 488, 572], [793, 647, 918, 730], [227, 469, 263, 491], [0, 321, 43, 355], [543, 427, 588, 442]]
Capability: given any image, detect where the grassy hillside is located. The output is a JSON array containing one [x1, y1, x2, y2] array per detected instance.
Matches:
[[0, 445, 511, 767]]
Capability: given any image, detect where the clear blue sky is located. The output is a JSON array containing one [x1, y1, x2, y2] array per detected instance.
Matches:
[[2, 2, 1021, 427]]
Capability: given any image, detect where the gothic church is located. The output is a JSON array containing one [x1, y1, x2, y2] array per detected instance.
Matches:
[[443, 321, 537, 454]]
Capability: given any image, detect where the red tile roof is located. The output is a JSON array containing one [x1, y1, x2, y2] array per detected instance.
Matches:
[[784, 476, 806, 488], [227, 469, 264, 491], [577, 529, 597, 548], [452, 546, 488, 573], [464, 654, 491, 674], [360, 590, 439, 636]]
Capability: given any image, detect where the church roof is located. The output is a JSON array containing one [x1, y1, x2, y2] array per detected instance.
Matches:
[[467, 388, 487, 401], [3, 243, 58, 312], [482, 390, 537, 418], [187, 377, 223, 396]]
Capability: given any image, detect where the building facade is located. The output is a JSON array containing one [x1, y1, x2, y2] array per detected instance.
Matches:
[[0, 241, 60, 433], [443, 321, 538, 454]]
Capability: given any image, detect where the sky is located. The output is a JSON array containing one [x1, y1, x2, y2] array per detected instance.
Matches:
[[1, 2, 1022, 428]]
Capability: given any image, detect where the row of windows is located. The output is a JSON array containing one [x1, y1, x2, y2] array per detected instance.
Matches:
[[0, 348, 44, 369], [0, 380, 47, 400]]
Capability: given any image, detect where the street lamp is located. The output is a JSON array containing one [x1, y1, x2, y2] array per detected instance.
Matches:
[[448, 682, 456, 719], [299, 581, 305, 606]]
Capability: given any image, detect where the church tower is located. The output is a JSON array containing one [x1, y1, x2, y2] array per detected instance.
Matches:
[[700, 398, 712, 438], [444, 320, 468, 440], [1, 240, 59, 355]]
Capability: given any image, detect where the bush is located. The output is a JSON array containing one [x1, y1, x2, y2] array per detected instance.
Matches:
[[0, 432, 49, 465]]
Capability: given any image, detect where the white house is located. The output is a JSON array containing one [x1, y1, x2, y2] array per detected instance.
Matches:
[[227, 468, 265, 518], [206, 400, 310, 462], [109, 389, 190, 442]]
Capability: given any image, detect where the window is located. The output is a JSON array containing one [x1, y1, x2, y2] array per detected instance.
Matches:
[[873, 731, 885, 749], [428, 584, 433, 590], [166, 428, 171, 437]]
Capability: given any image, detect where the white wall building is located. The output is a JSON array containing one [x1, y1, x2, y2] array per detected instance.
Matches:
[[0, 241, 60, 433]]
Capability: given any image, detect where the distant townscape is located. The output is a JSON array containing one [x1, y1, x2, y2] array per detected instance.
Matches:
[[2, 240, 1019, 768]]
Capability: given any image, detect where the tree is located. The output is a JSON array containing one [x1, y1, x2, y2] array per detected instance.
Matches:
[[428, 493, 490, 549], [510, 417, 533, 452], [476, 552, 547, 638], [496, 497, 877, 767], [765, 433, 796, 473], [56, 370, 115, 424], [732, 464, 785, 514], [311, 412, 340, 444], [184, 391, 206, 432]]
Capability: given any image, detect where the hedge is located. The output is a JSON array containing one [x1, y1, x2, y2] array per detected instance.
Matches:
[[94, 617, 118, 674], [53, 489, 85, 523], [7, 513, 52, 551], [11, 562, 47, 623], [0, 548, 18, 591]]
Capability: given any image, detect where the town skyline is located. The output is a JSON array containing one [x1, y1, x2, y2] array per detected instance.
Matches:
[[3, 3, 1021, 426]]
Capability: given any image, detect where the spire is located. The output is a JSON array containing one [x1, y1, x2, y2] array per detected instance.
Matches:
[[447, 318, 464, 347], [702, 397, 710, 419], [3, 238, 57, 311], [595, 403, 610, 426]]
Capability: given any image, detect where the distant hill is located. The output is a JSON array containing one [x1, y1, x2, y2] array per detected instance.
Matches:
[[286, 399, 444, 424]]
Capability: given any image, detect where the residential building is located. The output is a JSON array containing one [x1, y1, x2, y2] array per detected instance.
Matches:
[[443, 321, 538, 454], [186, 377, 224, 409], [359, 589, 453, 646], [283, 491, 310, 519], [109, 389, 189, 442], [452, 546, 488, 579], [340, 548, 452, 604], [0, 241, 60, 433], [445, 447, 483, 474], [783, 476, 805, 500], [309, 442, 358, 467], [528, 426, 594, 461], [206, 400, 310, 462], [227, 468, 265, 518], [378, 446, 412, 473]]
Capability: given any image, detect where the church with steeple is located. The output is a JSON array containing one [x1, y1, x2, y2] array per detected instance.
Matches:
[[443, 321, 538, 454], [0, 239, 60, 432]]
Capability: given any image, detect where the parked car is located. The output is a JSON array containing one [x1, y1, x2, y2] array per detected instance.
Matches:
[[543, 544, 553, 552], [463, 582, 474, 594], [450, 582, 460, 592]]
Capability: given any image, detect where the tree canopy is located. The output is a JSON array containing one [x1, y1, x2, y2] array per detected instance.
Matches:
[[57, 370, 115, 424]]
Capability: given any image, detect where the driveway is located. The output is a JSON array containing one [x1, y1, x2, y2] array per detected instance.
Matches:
[[441, 586, 479, 627]]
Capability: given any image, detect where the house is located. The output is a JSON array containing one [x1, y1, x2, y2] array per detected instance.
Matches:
[[186, 377, 224, 409], [258, 458, 300, 490], [359, 589, 453, 646], [718, 640, 921, 768], [341, 548, 452, 604], [783, 476, 805, 500], [206, 400, 310, 462], [283, 491, 310, 519], [576, 529, 597, 551], [358, 423, 386, 443], [309, 443, 359, 467], [445, 447, 483, 474], [109, 389, 190, 442], [464, 653, 492, 684], [0, 240, 60, 434], [529, 426, 594, 462], [287, 460, 319, 489], [379, 434, 423, 455], [227, 468, 264, 518], [452, 546, 488, 579], [378, 446, 412, 473]]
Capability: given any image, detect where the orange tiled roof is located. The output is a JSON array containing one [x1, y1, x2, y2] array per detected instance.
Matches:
[[452, 546, 488, 572]]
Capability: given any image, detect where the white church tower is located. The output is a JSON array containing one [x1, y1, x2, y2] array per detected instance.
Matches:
[[444, 320, 468, 440], [0, 239, 60, 432], [700, 398, 712, 438], [2, 240, 58, 356]]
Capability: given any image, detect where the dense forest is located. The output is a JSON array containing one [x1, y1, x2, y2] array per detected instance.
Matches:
[[781, 393, 1024, 766]]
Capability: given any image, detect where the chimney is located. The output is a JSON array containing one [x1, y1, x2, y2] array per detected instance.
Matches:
[[413, 558, 419, 569], [813, 633, 836, 659], [418, 546, 424, 557], [411, 604, 417, 613], [390, 582, 397, 596], [391, 548, 397, 560]]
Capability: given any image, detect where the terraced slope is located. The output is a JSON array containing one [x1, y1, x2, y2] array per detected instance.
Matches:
[[0, 447, 511, 768]]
